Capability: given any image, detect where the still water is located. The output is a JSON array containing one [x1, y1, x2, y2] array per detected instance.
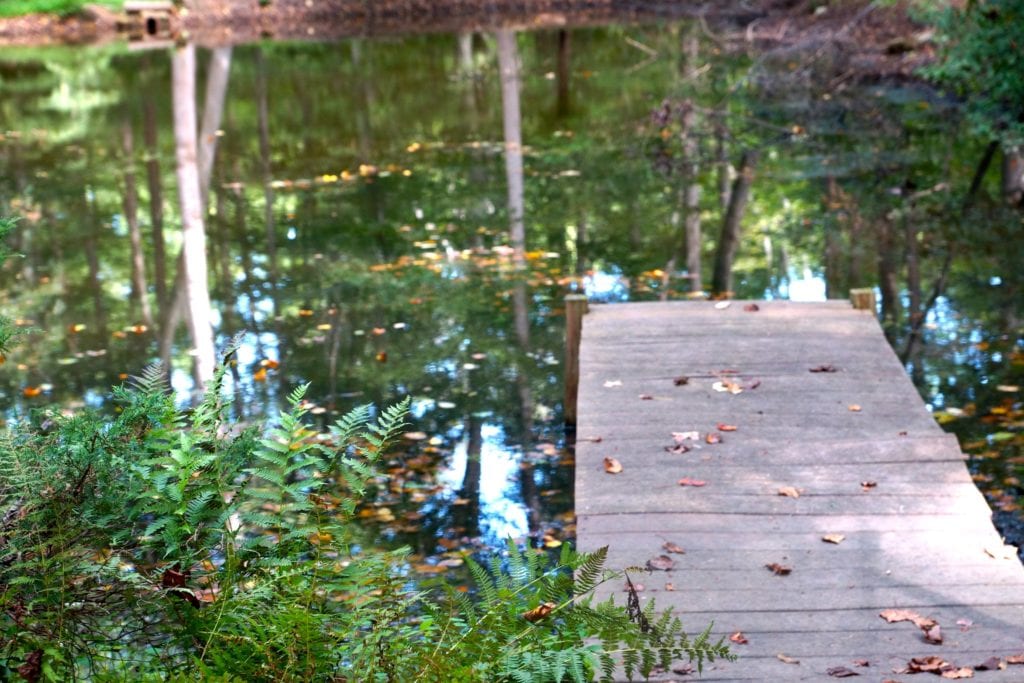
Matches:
[[0, 24, 1021, 563]]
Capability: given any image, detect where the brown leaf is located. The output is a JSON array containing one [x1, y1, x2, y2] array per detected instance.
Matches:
[[705, 432, 722, 444], [853, 660, 870, 667], [778, 486, 801, 498], [673, 375, 690, 386], [646, 555, 675, 571], [638, 394, 654, 400], [777, 653, 801, 665], [765, 562, 792, 575], [826, 666, 860, 677], [522, 602, 556, 623], [747, 379, 762, 390], [677, 477, 707, 487], [906, 656, 951, 674], [712, 380, 743, 394], [848, 404, 862, 412], [603, 457, 623, 474], [1007, 653, 1024, 664], [664, 582, 675, 591], [665, 444, 691, 454], [923, 622, 943, 644], [743, 303, 760, 312], [861, 480, 878, 491], [940, 668, 973, 679], [729, 631, 748, 644], [810, 364, 838, 373], [582, 435, 603, 443], [974, 657, 1004, 671], [956, 618, 973, 631], [672, 431, 700, 442], [662, 541, 685, 554], [822, 534, 846, 544], [671, 663, 694, 675], [880, 609, 923, 624], [716, 423, 738, 431]]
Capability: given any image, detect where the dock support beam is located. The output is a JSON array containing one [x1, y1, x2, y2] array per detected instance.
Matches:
[[564, 294, 588, 429], [850, 287, 877, 312]]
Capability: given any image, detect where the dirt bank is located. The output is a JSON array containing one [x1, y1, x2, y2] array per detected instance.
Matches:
[[0, 0, 933, 81]]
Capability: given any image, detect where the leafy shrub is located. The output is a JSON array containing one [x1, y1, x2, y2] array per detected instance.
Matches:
[[0, 218, 730, 681]]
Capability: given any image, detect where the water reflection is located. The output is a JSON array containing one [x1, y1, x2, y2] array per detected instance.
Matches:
[[0, 24, 1020, 557]]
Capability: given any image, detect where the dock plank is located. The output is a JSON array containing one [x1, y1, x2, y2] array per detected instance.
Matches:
[[574, 301, 1024, 681]]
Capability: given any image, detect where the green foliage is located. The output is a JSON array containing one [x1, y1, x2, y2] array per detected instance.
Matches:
[[923, 0, 1024, 147], [0, 353, 726, 681], [0, 0, 122, 18]]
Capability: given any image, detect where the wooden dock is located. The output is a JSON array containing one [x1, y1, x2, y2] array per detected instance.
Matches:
[[574, 300, 1024, 681]]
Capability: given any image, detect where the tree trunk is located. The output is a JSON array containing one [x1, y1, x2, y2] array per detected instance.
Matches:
[[121, 117, 155, 330], [555, 29, 571, 118], [876, 218, 900, 327], [198, 46, 233, 213], [1003, 145, 1023, 206], [172, 43, 217, 389], [453, 413, 483, 537], [496, 29, 529, 348], [683, 102, 702, 294], [143, 92, 168, 310], [715, 112, 731, 211], [711, 150, 758, 296], [457, 32, 474, 74], [254, 47, 279, 309]]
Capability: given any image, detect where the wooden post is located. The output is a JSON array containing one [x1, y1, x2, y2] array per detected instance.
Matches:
[[564, 294, 588, 429], [850, 288, 877, 312]]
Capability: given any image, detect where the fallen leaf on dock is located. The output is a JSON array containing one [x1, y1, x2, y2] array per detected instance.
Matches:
[[777, 654, 800, 665], [765, 563, 792, 575], [665, 443, 691, 454], [646, 555, 675, 571], [603, 457, 623, 474], [743, 303, 760, 312], [664, 582, 675, 591], [705, 432, 722, 444], [1007, 654, 1024, 664], [861, 481, 877, 491], [848, 404, 862, 412], [956, 618, 973, 631], [714, 301, 731, 310], [879, 609, 942, 644], [729, 631, 748, 644], [671, 663, 693, 675], [677, 477, 707, 487], [822, 534, 846, 544], [716, 423, 738, 431], [673, 431, 700, 441], [603, 380, 623, 388], [974, 657, 1005, 671], [826, 666, 860, 677], [778, 486, 801, 498], [809, 364, 838, 373], [582, 436, 603, 443], [662, 541, 685, 554], [712, 380, 743, 394], [638, 394, 654, 400], [673, 375, 690, 386], [853, 660, 870, 667]]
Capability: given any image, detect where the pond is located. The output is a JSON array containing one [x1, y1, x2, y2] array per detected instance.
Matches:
[[0, 20, 1021, 569]]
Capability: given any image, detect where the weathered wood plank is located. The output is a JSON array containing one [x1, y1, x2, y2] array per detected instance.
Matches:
[[575, 300, 1024, 681]]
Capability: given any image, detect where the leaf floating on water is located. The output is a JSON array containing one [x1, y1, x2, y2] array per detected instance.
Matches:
[[778, 486, 801, 498], [765, 562, 792, 575], [729, 631, 748, 644], [603, 457, 623, 474], [521, 602, 556, 623], [810, 364, 838, 373], [662, 541, 685, 554], [677, 477, 706, 487], [777, 654, 800, 665], [826, 666, 860, 677], [822, 534, 846, 544], [646, 555, 675, 571]]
